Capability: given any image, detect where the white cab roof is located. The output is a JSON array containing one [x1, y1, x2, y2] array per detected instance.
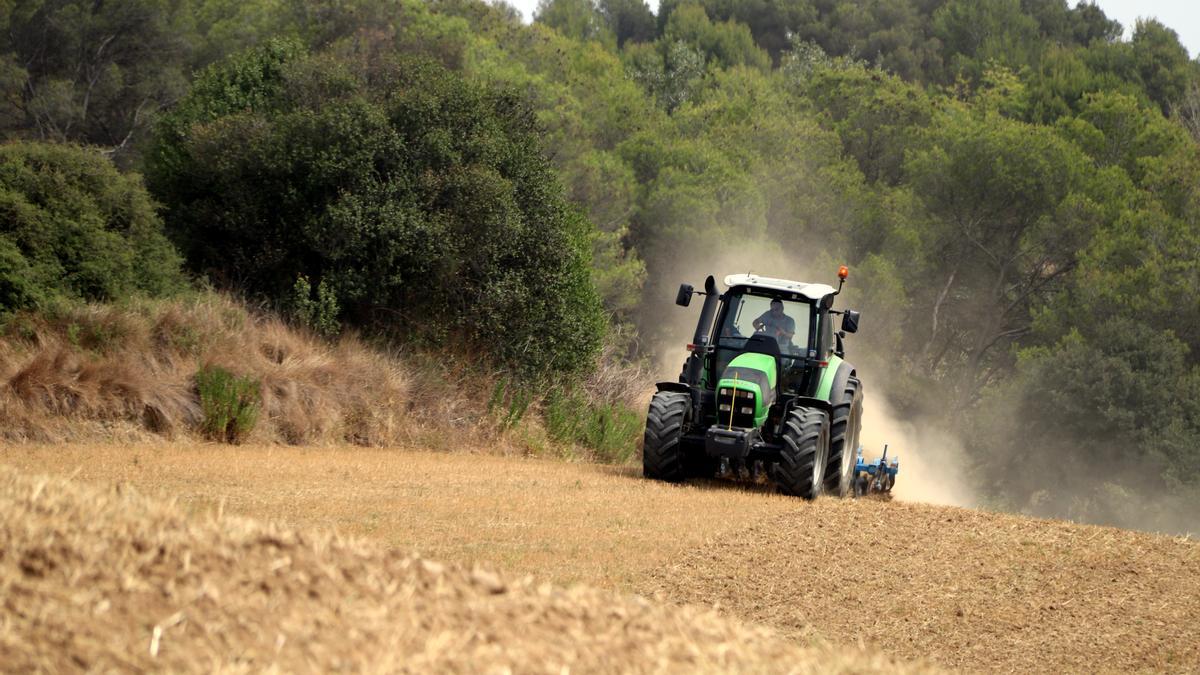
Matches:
[[723, 274, 836, 302]]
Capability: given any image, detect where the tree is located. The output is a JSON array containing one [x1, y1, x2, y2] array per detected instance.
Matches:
[[1130, 18, 1194, 115], [661, 4, 770, 71], [148, 41, 604, 374], [902, 109, 1100, 401], [1057, 91, 1190, 185], [933, 0, 1039, 83], [0, 0, 195, 165], [799, 61, 932, 185], [535, 0, 613, 45], [658, 0, 817, 66], [598, 0, 656, 47]]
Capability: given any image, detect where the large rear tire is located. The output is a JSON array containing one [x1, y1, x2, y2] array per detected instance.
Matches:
[[824, 376, 863, 497], [775, 407, 829, 500], [643, 391, 690, 482]]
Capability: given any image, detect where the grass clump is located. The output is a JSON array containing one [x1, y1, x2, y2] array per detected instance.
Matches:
[[544, 388, 643, 464], [196, 365, 260, 443]]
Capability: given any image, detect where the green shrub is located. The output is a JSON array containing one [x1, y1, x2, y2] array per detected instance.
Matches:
[[195, 365, 261, 443], [287, 275, 341, 337], [544, 388, 642, 463], [0, 142, 186, 314]]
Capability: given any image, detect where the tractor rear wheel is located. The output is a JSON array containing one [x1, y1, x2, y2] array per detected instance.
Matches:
[[775, 407, 829, 500], [643, 391, 691, 482], [824, 377, 863, 497]]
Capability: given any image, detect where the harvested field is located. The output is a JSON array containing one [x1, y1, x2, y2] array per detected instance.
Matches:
[[640, 499, 1200, 672], [0, 463, 917, 673], [3, 442, 1198, 672], [0, 443, 799, 588]]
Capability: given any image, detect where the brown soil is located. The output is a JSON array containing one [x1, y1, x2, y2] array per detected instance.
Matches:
[[0, 462, 922, 673], [637, 498, 1200, 673], [3, 443, 1197, 672]]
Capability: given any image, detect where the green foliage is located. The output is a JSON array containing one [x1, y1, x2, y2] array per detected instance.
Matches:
[[536, 0, 613, 45], [902, 110, 1099, 398], [0, 142, 185, 315], [1057, 91, 1190, 184], [148, 41, 604, 374], [287, 275, 341, 337], [487, 377, 533, 430], [0, 0, 195, 164], [661, 4, 769, 71], [543, 387, 642, 463], [798, 59, 932, 185], [933, 0, 1039, 83], [598, 0, 656, 47], [195, 365, 261, 443], [1130, 19, 1194, 115]]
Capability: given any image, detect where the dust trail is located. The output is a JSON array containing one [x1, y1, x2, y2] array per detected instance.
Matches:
[[858, 392, 975, 507]]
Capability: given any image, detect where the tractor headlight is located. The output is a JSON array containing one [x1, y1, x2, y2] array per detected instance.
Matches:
[[738, 390, 754, 399], [740, 406, 753, 414], [719, 388, 731, 397], [718, 404, 732, 412]]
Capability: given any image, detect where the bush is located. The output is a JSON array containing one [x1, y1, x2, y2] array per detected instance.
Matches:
[[0, 142, 185, 315], [148, 40, 604, 375], [195, 365, 260, 443]]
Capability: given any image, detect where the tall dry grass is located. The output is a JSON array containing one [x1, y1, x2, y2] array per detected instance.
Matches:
[[0, 293, 655, 457], [0, 295, 418, 445]]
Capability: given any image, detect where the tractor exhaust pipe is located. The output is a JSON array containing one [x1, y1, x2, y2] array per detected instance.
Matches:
[[684, 275, 719, 386]]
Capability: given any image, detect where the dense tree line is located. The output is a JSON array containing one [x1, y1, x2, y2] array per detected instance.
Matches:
[[1, 0, 1198, 528]]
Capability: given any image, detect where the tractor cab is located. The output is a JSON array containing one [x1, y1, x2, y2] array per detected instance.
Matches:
[[711, 276, 832, 399]]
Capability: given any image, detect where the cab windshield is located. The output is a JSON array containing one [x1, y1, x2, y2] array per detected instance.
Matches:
[[713, 291, 815, 395], [716, 292, 813, 356]]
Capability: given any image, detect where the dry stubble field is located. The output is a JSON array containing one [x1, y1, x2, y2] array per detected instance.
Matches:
[[3, 441, 1199, 672]]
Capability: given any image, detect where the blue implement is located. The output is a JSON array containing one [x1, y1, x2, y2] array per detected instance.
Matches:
[[853, 443, 899, 496]]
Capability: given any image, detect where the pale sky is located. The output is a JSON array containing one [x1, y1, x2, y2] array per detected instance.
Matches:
[[498, 0, 1200, 58]]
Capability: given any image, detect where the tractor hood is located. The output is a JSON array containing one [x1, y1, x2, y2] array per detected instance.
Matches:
[[717, 352, 777, 428]]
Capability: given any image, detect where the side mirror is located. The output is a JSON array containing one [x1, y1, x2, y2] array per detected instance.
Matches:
[[842, 310, 861, 334], [675, 283, 694, 307]]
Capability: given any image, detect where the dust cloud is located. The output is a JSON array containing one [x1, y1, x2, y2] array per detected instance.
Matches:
[[858, 392, 975, 507]]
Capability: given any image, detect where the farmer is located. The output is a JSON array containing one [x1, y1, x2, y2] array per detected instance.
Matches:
[[753, 299, 795, 350]]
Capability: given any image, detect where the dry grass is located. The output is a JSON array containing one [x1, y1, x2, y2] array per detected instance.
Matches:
[[0, 295, 655, 463], [0, 295, 414, 446], [0, 461, 926, 673]]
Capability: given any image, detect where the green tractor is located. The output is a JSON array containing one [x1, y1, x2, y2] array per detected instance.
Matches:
[[643, 269, 864, 499]]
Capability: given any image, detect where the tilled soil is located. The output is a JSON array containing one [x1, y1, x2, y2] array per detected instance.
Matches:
[[3, 444, 1197, 672], [0, 465, 923, 673], [637, 498, 1200, 673]]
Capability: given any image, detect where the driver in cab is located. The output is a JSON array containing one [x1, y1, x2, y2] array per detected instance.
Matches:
[[753, 299, 795, 350]]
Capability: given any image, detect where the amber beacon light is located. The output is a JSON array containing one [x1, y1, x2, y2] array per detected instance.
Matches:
[[838, 265, 849, 280]]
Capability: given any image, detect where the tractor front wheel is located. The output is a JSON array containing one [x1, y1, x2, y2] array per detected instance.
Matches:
[[643, 391, 691, 482], [775, 407, 829, 500], [824, 377, 863, 497]]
